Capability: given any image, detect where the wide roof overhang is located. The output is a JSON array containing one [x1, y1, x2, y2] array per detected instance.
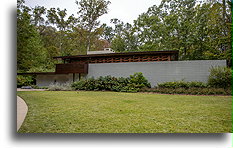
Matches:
[[53, 50, 179, 60]]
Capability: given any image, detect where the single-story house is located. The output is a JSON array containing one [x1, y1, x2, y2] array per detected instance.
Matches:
[[18, 50, 226, 87]]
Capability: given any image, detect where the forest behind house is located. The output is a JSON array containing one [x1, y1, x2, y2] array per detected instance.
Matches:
[[17, 0, 232, 73]]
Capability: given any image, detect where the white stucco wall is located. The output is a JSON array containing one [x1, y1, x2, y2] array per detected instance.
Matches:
[[87, 60, 226, 87], [36, 74, 74, 87]]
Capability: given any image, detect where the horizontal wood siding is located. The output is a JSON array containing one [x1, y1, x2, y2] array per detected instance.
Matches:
[[71, 54, 176, 64], [55, 63, 88, 74]]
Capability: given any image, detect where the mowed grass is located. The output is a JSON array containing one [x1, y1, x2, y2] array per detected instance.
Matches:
[[17, 91, 232, 133]]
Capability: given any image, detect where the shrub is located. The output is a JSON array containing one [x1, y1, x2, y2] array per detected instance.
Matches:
[[141, 87, 231, 95], [128, 72, 151, 88], [31, 85, 48, 89], [71, 80, 86, 90], [208, 66, 231, 88], [71, 73, 151, 92], [48, 82, 73, 91], [17, 75, 35, 88], [157, 81, 208, 89], [188, 81, 208, 88], [154, 79, 231, 95]]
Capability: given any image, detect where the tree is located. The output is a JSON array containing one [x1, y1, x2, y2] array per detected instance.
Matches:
[[47, 8, 77, 55], [202, 0, 232, 60], [110, 19, 139, 52], [134, 8, 164, 51], [30, 5, 49, 42], [75, 0, 111, 52], [101, 23, 114, 42], [132, 0, 231, 60], [17, 0, 47, 72], [31, 6, 47, 27]]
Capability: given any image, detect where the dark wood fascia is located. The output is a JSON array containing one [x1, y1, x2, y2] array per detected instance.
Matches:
[[53, 50, 179, 60]]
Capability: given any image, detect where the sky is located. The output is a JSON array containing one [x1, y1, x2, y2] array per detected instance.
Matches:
[[25, 0, 162, 26]]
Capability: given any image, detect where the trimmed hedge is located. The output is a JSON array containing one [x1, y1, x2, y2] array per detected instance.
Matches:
[[71, 72, 151, 93], [31, 85, 48, 89], [158, 81, 208, 89], [141, 87, 231, 95], [154, 79, 231, 95]]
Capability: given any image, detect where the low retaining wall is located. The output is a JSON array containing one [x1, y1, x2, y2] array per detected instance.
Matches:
[[36, 60, 226, 87]]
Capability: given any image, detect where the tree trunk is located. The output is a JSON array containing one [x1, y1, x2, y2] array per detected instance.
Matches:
[[87, 27, 93, 52], [222, 0, 226, 21], [87, 34, 91, 52]]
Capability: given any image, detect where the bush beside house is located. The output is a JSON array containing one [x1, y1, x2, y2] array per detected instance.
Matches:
[[157, 81, 208, 89], [71, 72, 151, 92], [208, 66, 231, 88], [17, 75, 35, 88], [141, 87, 231, 95]]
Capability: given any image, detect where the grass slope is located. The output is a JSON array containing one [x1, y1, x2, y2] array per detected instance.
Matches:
[[17, 91, 232, 133]]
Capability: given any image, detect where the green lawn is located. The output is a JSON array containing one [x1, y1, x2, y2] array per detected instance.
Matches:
[[17, 91, 232, 133]]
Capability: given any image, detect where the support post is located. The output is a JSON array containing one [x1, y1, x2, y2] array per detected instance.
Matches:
[[73, 73, 75, 82], [79, 73, 81, 81]]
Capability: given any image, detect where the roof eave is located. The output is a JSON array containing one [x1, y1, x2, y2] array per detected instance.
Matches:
[[53, 50, 179, 60]]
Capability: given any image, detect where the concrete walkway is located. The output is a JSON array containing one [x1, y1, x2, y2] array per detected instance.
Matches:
[[17, 96, 28, 131]]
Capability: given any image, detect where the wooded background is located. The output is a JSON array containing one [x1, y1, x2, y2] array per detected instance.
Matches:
[[17, 0, 232, 72]]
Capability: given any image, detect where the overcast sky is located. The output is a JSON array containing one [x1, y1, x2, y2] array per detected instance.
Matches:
[[25, 0, 162, 25]]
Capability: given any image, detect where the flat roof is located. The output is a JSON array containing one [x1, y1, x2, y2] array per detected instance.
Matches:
[[53, 50, 179, 60]]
